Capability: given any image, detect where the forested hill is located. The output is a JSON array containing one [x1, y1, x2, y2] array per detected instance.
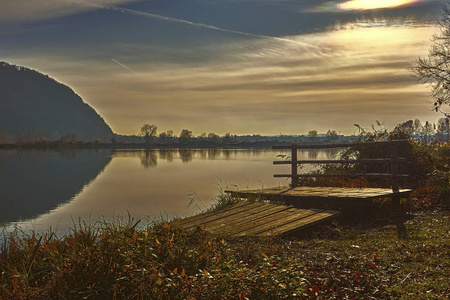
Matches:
[[0, 62, 114, 142]]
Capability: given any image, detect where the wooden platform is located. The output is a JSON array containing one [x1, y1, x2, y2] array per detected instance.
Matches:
[[227, 186, 412, 206], [174, 202, 340, 237]]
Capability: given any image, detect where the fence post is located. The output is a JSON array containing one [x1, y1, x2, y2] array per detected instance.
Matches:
[[291, 146, 299, 188], [390, 143, 400, 207]]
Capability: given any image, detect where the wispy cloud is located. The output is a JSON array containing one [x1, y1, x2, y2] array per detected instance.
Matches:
[[96, 4, 325, 53], [111, 58, 140, 75]]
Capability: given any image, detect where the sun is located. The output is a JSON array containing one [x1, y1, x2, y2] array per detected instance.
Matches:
[[338, 0, 419, 11]]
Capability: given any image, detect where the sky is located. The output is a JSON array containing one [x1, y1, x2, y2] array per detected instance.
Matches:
[[0, 0, 446, 136]]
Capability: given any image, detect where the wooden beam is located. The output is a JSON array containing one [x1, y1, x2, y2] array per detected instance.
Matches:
[[274, 173, 409, 178], [273, 158, 407, 165], [272, 140, 408, 150]]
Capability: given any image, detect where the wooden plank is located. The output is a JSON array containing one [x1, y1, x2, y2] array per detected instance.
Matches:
[[176, 203, 341, 237], [203, 204, 293, 232], [273, 158, 407, 165], [211, 208, 320, 236], [234, 209, 323, 237], [272, 140, 408, 150], [182, 202, 273, 229], [274, 173, 409, 178], [228, 187, 412, 200], [255, 210, 340, 237], [174, 201, 251, 226], [190, 203, 286, 230]]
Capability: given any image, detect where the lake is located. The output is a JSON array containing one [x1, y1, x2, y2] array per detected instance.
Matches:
[[0, 148, 334, 235]]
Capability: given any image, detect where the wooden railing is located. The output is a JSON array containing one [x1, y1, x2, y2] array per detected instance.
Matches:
[[272, 140, 409, 191]]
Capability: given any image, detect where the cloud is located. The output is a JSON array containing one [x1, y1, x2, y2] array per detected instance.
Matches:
[[0, 0, 137, 24], [2, 16, 442, 135], [97, 4, 324, 52], [308, 0, 439, 13]]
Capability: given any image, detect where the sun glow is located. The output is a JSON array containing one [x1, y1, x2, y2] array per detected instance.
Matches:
[[338, 0, 419, 11]]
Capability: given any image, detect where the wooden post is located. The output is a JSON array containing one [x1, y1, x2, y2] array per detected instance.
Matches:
[[390, 144, 400, 207], [291, 147, 299, 188]]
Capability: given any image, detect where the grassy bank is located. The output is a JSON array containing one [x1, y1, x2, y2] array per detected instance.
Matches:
[[1, 208, 449, 299]]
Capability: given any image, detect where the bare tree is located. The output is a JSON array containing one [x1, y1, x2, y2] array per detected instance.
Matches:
[[411, 4, 450, 116], [307, 130, 318, 141], [326, 129, 338, 141], [140, 124, 157, 145]]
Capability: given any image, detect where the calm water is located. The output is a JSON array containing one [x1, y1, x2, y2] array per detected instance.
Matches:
[[0, 148, 334, 234]]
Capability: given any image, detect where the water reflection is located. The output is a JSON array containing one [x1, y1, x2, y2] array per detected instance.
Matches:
[[1, 148, 334, 234], [112, 148, 308, 164], [0, 149, 112, 224]]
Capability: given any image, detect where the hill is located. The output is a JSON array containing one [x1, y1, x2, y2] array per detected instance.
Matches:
[[0, 62, 114, 142]]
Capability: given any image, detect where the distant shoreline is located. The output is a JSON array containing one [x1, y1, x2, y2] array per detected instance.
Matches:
[[0, 140, 353, 150]]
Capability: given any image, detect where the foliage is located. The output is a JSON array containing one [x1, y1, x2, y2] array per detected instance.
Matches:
[[1, 211, 450, 299], [295, 122, 449, 207], [411, 3, 450, 116], [140, 124, 158, 145]]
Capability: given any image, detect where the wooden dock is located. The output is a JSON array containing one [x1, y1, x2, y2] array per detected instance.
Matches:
[[174, 201, 340, 237], [227, 186, 412, 207], [226, 186, 412, 202]]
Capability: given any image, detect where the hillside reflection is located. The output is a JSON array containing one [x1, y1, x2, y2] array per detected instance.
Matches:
[[1, 148, 335, 231], [0, 149, 112, 224]]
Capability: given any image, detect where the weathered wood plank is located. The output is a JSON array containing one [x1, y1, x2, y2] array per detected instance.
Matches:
[[208, 208, 320, 236], [227, 187, 412, 201], [234, 209, 324, 237], [274, 173, 409, 178], [273, 158, 407, 165], [272, 140, 408, 149], [203, 204, 293, 233], [255, 210, 340, 237], [174, 201, 251, 226], [182, 202, 273, 229], [177, 203, 341, 237]]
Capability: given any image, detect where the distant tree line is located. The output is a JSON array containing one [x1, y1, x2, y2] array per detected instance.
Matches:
[[1, 118, 448, 147]]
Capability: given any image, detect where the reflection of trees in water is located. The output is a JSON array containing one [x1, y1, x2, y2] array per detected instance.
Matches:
[[114, 148, 334, 166], [179, 149, 193, 163], [207, 148, 221, 160], [140, 150, 157, 168], [159, 149, 174, 162], [198, 149, 208, 159], [297, 149, 335, 160]]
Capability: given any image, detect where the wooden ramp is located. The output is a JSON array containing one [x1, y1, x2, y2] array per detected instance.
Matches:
[[227, 186, 412, 206], [174, 202, 340, 237]]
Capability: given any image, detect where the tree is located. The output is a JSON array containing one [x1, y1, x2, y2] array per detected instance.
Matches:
[[437, 117, 450, 141], [413, 119, 423, 136], [423, 121, 435, 143], [393, 120, 414, 137], [307, 130, 318, 141], [179, 129, 193, 144], [179, 129, 193, 139], [207, 132, 220, 139], [222, 133, 232, 144], [326, 130, 338, 141], [412, 4, 450, 116], [140, 124, 157, 145]]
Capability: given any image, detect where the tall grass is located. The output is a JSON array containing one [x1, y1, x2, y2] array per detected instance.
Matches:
[[1, 210, 450, 299]]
